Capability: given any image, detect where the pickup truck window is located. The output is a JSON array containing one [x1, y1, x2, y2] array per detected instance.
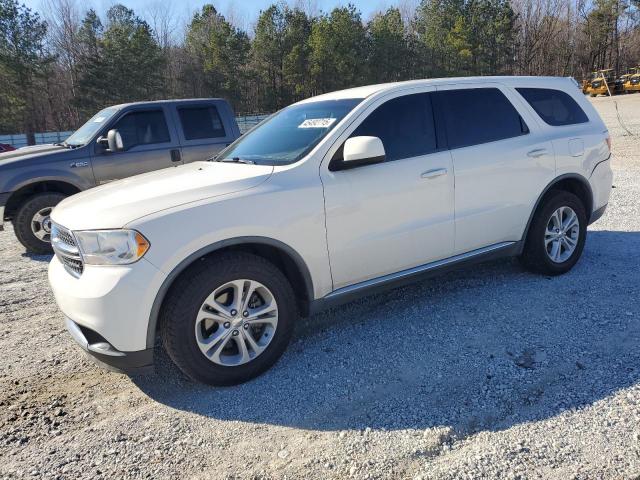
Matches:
[[65, 107, 118, 146], [351, 92, 437, 161], [113, 110, 171, 149], [178, 106, 226, 140], [219, 99, 361, 165]]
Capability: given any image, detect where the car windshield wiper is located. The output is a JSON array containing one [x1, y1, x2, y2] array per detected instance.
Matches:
[[54, 141, 80, 149], [214, 157, 255, 164]]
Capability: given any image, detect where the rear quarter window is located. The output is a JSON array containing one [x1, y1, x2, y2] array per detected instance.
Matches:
[[516, 88, 589, 126]]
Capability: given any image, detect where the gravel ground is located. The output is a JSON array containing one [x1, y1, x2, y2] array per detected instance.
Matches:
[[1, 95, 640, 480]]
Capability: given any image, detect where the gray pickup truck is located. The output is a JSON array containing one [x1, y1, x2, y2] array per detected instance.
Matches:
[[0, 98, 241, 253]]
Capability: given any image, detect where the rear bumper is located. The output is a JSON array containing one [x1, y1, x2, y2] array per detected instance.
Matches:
[[65, 316, 154, 373], [0, 192, 9, 231], [589, 204, 607, 225], [589, 158, 613, 223]]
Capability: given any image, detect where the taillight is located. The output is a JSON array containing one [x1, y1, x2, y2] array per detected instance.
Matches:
[[605, 135, 611, 153]]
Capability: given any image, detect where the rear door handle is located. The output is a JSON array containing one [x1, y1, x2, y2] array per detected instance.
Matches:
[[421, 168, 448, 179], [527, 148, 548, 158], [170, 149, 182, 162]]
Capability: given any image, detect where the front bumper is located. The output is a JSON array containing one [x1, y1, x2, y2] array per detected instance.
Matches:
[[65, 317, 153, 373], [49, 254, 164, 357]]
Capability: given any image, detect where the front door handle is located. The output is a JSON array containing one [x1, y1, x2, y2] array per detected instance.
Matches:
[[527, 148, 548, 158], [170, 149, 181, 162], [421, 168, 448, 179]]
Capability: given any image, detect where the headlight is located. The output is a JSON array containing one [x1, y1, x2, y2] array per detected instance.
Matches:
[[74, 229, 150, 265]]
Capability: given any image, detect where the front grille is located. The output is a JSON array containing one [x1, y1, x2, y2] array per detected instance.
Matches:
[[51, 223, 84, 277]]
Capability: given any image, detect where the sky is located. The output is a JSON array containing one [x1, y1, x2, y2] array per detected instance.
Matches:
[[22, 0, 416, 33]]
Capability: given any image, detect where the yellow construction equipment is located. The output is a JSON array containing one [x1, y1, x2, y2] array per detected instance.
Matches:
[[623, 67, 640, 93], [585, 69, 616, 97]]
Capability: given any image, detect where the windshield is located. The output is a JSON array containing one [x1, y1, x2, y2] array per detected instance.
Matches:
[[219, 99, 362, 165], [65, 107, 119, 146]]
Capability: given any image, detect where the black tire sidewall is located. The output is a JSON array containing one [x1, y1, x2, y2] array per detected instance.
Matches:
[[14, 193, 66, 254], [524, 191, 587, 275], [160, 253, 297, 386]]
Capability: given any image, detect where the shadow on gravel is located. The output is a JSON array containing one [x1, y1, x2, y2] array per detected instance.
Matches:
[[133, 230, 640, 435], [21, 252, 53, 263]]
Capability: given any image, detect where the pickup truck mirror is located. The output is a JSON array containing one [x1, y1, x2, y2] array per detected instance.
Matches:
[[107, 129, 124, 152], [339, 136, 386, 170], [96, 129, 124, 152]]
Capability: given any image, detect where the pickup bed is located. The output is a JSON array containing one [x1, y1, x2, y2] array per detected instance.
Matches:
[[0, 98, 241, 253]]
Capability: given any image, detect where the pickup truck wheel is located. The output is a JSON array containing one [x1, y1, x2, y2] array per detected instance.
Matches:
[[160, 252, 297, 386], [14, 193, 67, 254], [520, 190, 587, 276]]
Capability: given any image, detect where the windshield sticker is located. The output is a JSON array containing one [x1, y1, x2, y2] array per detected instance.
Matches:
[[93, 116, 106, 123], [298, 118, 337, 129]]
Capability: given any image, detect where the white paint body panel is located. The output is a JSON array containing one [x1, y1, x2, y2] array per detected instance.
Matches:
[[434, 82, 556, 253], [48, 76, 613, 354]]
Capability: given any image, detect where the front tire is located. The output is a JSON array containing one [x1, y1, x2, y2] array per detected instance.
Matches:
[[160, 252, 297, 386], [13, 192, 67, 254], [520, 190, 587, 276]]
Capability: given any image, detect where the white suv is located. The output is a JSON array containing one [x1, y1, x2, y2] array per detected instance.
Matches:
[[48, 77, 613, 385]]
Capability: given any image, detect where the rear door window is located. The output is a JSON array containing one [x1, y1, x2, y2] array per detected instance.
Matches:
[[178, 106, 226, 140], [351, 92, 437, 162], [516, 88, 589, 126], [434, 88, 529, 149], [112, 110, 171, 149]]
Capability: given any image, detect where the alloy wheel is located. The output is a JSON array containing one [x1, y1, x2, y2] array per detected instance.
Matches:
[[544, 206, 580, 263], [194, 279, 278, 366]]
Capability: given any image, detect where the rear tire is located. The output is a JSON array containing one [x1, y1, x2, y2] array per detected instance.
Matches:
[[160, 252, 297, 386], [520, 190, 587, 276], [13, 193, 67, 254]]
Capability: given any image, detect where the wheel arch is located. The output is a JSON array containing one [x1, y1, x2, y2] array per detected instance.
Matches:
[[146, 236, 315, 349], [520, 173, 593, 250], [5, 180, 81, 219]]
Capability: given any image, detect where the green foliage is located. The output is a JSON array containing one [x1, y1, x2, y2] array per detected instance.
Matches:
[[309, 5, 368, 93], [368, 8, 413, 82], [75, 4, 164, 116], [251, 3, 312, 109], [414, 0, 515, 76], [0, 0, 51, 134], [1, 0, 639, 134], [183, 5, 249, 109]]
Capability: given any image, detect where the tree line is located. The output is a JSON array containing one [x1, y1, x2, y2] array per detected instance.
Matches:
[[1, 0, 639, 139]]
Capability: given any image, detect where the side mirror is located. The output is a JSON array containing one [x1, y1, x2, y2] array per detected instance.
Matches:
[[96, 129, 124, 152], [335, 136, 386, 170], [107, 129, 124, 152]]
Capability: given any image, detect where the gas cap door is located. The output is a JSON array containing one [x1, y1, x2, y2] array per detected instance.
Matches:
[[569, 138, 585, 157]]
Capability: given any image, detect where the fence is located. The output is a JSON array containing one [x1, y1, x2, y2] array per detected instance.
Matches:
[[236, 114, 270, 134], [0, 114, 271, 148], [0, 131, 74, 149]]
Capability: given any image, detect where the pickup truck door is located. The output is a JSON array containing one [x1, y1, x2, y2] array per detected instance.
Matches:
[[170, 101, 240, 164], [320, 88, 455, 290], [91, 106, 182, 184]]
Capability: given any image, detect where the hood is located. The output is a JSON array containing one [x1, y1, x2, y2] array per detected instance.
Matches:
[[0, 144, 76, 166], [51, 161, 274, 230]]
